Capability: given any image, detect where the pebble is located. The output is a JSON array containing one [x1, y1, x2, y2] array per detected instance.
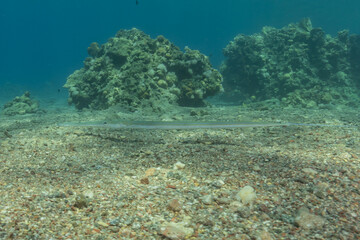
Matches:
[[109, 218, 121, 226], [302, 168, 318, 175], [145, 168, 157, 177], [236, 186, 256, 205], [212, 179, 225, 188], [229, 201, 243, 212], [83, 190, 94, 198], [140, 177, 150, 184], [168, 199, 182, 212], [73, 194, 88, 208], [200, 194, 213, 205], [53, 191, 66, 198], [215, 197, 231, 205], [253, 164, 261, 171], [314, 182, 329, 199], [256, 230, 274, 240], [160, 222, 194, 240], [173, 161, 185, 170], [97, 221, 109, 227], [294, 207, 325, 229], [235, 205, 251, 218]]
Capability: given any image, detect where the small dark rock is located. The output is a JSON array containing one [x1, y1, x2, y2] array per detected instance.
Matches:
[[74, 194, 88, 208], [54, 192, 67, 198]]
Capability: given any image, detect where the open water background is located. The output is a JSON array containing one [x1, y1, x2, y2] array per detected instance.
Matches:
[[0, 0, 359, 99]]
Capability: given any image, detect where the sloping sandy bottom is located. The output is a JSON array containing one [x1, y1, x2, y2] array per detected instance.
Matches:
[[0, 105, 359, 239]]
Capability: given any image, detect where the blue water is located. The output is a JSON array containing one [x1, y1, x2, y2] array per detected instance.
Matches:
[[0, 0, 359, 98]]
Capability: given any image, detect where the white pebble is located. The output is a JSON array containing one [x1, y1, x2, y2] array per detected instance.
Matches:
[[173, 161, 185, 170], [236, 186, 256, 205], [160, 222, 193, 239], [200, 195, 213, 205], [302, 168, 318, 175]]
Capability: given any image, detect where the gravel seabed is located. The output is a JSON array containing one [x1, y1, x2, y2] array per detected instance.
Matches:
[[0, 105, 359, 239]]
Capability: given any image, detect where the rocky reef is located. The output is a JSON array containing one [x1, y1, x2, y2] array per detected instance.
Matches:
[[221, 18, 360, 107], [2, 91, 41, 116], [64, 28, 223, 111]]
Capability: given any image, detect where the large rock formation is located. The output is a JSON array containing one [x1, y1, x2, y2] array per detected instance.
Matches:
[[64, 28, 223, 111], [221, 18, 360, 107], [2, 91, 41, 116]]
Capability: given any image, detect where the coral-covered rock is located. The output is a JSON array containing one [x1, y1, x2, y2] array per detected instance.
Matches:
[[64, 28, 223, 110], [349, 35, 360, 82], [2, 91, 41, 116], [221, 18, 360, 107]]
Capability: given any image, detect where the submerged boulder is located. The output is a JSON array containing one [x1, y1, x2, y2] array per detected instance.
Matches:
[[221, 18, 360, 107], [64, 28, 223, 111], [2, 91, 41, 116]]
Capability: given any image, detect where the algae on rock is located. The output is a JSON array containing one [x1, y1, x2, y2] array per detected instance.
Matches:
[[2, 91, 41, 116], [221, 18, 360, 107], [64, 28, 223, 111]]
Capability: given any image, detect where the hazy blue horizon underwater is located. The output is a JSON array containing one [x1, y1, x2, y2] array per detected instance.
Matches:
[[0, 0, 359, 102]]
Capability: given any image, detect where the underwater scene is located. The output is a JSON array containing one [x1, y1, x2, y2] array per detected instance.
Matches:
[[0, 0, 359, 239]]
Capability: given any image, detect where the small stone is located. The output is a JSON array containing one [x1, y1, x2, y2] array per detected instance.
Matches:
[[339, 152, 351, 160], [145, 168, 157, 177], [256, 230, 274, 240], [215, 197, 230, 205], [140, 177, 150, 184], [258, 204, 270, 213], [109, 226, 120, 233], [294, 207, 325, 229], [74, 194, 88, 209], [83, 190, 94, 199], [253, 164, 261, 171], [314, 182, 329, 199], [259, 213, 271, 221], [238, 234, 251, 240], [168, 199, 182, 212], [173, 161, 185, 170], [97, 221, 109, 227], [302, 168, 318, 175], [294, 177, 307, 184], [144, 150, 153, 155], [234, 205, 251, 218], [160, 222, 194, 240], [229, 201, 243, 212], [212, 179, 225, 188], [197, 218, 214, 227], [109, 218, 121, 226], [200, 195, 213, 205], [54, 192, 66, 198], [166, 184, 177, 189], [350, 225, 360, 234], [167, 171, 182, 180], [236, 186, 256, 205]]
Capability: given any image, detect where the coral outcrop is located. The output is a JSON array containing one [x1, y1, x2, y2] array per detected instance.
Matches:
[[2, 91, 40, 116], [64, 28, 223, 110], [221, 18, 360, 107]]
